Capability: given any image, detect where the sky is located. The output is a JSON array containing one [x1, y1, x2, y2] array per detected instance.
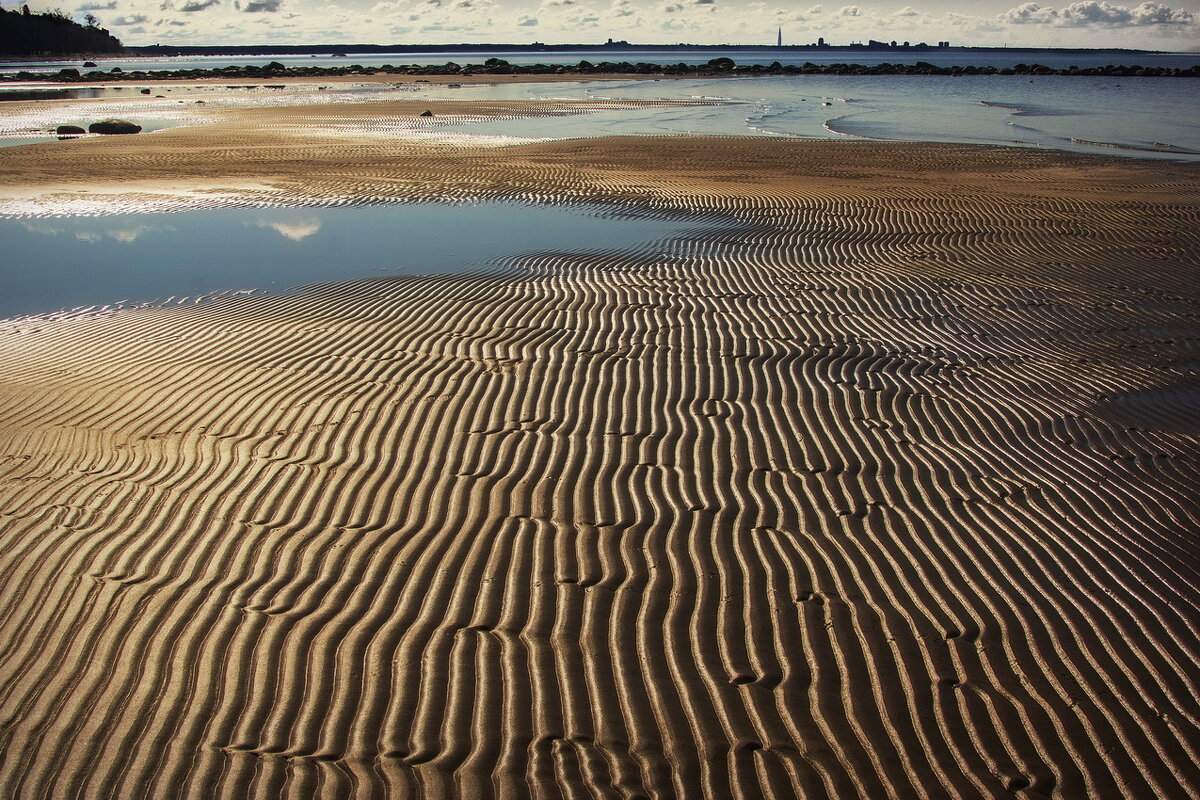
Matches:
[[12, 0, 1200, 49]]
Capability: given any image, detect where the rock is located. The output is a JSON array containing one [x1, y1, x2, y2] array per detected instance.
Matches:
[[140, 88, 150, 94], [88, 119, 142, 134], [419, 110, 434, 117], [82, 61, 97, 68], [55, 124, 86, 135]]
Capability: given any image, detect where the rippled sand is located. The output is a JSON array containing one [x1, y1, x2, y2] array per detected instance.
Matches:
[[0, 97, 1198, 799]]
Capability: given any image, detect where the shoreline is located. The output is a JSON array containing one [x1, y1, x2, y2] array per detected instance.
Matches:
[[0, 91, 1198, 798]]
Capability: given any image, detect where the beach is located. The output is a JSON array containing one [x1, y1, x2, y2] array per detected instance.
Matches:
[[0, 90, 1198, 799]]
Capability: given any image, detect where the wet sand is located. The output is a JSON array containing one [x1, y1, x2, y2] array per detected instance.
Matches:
[[0, 97, 1198, 799]]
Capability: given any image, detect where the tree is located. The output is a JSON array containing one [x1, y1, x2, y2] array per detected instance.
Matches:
[[1, 6, 123, 55]]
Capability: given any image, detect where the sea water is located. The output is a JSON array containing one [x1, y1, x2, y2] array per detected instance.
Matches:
[[2, 59, 1197, 158], [441, 75, 1200, 159], [0, 202, 697, 320]]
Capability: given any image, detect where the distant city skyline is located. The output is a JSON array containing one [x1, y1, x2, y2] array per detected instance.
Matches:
[[10, 0, 1199, 51]]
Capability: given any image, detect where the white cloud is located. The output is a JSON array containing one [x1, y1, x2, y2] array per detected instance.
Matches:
[[1003, 2, 1058, 23], [1002, 1, 1194, 26], [22, 0, 1195, 49]]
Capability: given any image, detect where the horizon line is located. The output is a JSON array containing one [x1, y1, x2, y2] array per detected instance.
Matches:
[[120, 42, 1174, 54]]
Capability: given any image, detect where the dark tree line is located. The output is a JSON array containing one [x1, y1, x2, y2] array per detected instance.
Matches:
[[1, 5, 123, 56]]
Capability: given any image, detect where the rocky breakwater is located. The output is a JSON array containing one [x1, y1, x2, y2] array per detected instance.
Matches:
[[5, 58, 1198, 84]]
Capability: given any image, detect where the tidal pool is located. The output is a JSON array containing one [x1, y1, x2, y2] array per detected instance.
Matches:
[[1, 201, 698, 320]]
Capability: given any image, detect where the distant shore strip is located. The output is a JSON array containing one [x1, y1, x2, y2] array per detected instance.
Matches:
[[9, 57, 1200, 84]]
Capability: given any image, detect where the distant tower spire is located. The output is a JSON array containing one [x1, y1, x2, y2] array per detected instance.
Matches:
[[777, 27, 782, 47]]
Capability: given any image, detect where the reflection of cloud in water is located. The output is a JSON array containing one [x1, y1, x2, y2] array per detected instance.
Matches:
[[18, 220, 66, 235], [80, 228, 148, 243], [258, 218, 322, 241], [20, 220, 152, 243], [108, 228, 146, 243]]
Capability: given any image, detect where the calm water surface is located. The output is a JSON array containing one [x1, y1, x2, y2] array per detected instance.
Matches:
[[0, 202, 696, 320], [432, 75, 1200, 158], [4, 74, 1194, 158]]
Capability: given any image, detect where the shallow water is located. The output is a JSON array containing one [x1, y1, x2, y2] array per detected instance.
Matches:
[[2, 68, 1196, 159], [510, 76, 1200, 159], [0, 202, 694, 320]]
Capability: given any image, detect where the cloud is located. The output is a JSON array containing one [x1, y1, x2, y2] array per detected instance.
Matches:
[[893, 6, 919, 17], [1127, 0, 1196, 23], [76, 1, 116, 9], [110, 14, 149, 24], [179, 0, 221, 10], [695, 0, 716, 5], [1003, 2, 1051, 22], [1001, 1, 1194, 26], [236, 0, 282, 10], [838, 5, 861, 16], [518, 15, 538, 25]]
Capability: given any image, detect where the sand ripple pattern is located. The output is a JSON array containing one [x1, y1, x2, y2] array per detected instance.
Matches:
[[0, 140, 1198, 799]]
